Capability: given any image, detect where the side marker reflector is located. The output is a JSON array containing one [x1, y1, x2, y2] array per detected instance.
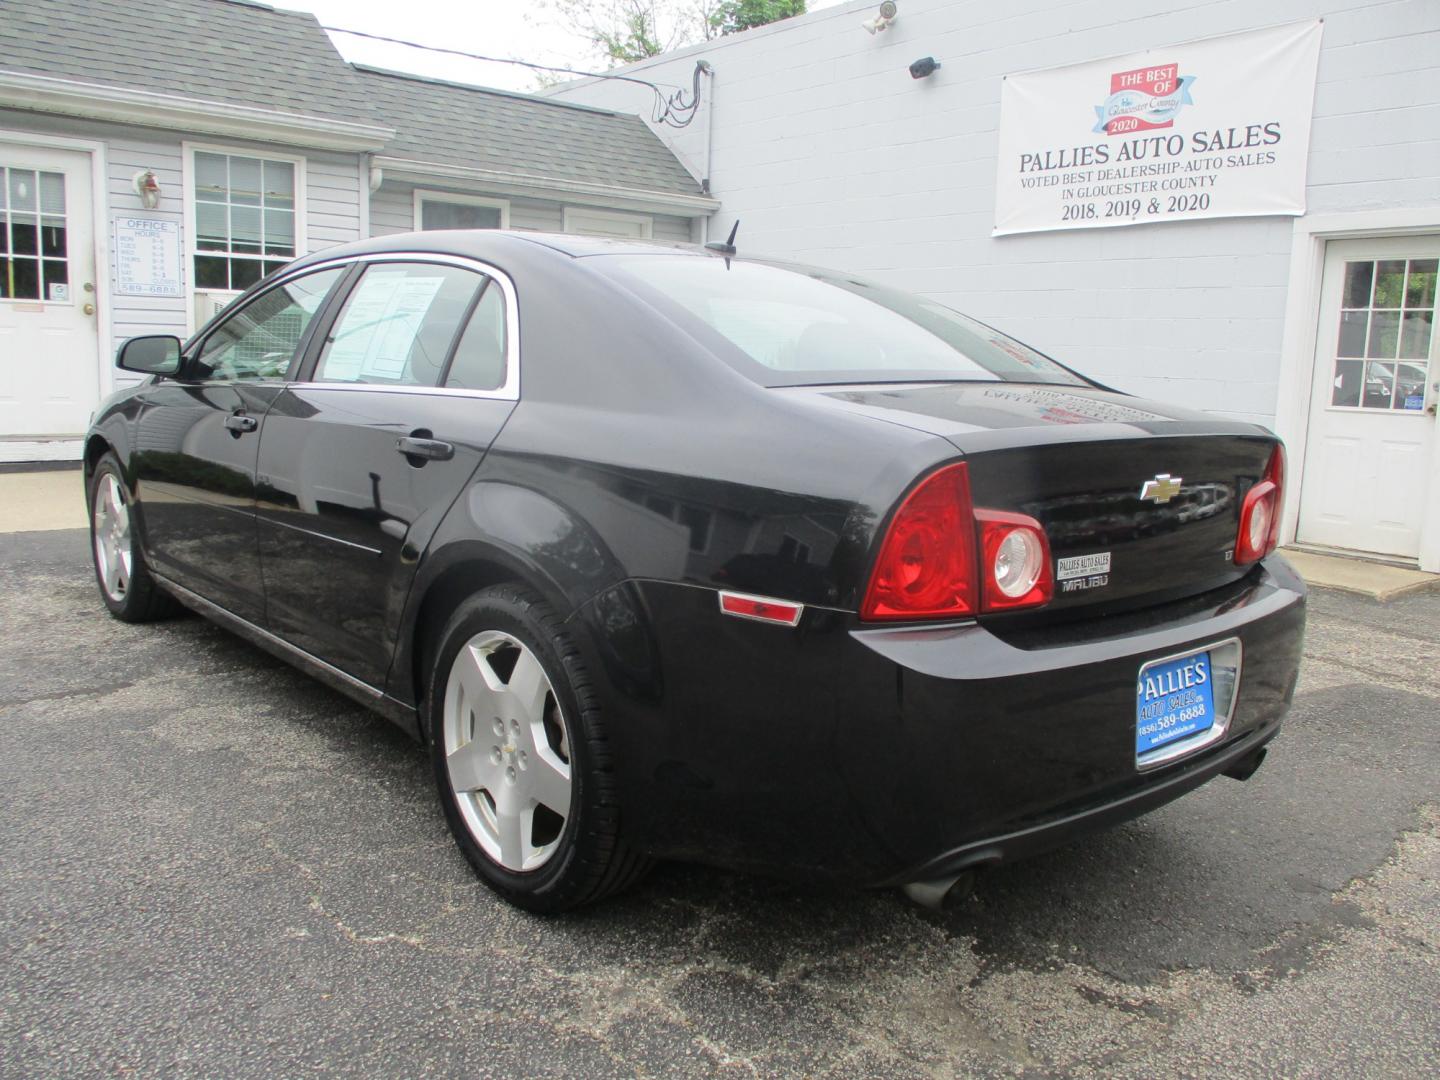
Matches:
[[718, 591, 804, 627]]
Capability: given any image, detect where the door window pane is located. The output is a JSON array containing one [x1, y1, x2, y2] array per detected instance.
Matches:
[[1337, 310, 1368, 357], [1366, 310, 1399, 358], [8, 170, 36, 212], [5, 256, 38, 299], [10, 214, 36, 255], [316, 263, 485, 387], [38, 172, 64, 215], [420, 199, 502, 231], [444, 281, 507, 390], [1405, 259, 1437, 309], [1395, 364, 1427, 411], [1372, 260, 1406, 307], [197, 267, 344, 381], [40, 217, 66, 258], [1331, 359, 1363, 407], [1399, 311, 1432, 360], [1342, 261, 1373, 307], [1362, 361, 1395, 409], [190, 150, 297, 290]]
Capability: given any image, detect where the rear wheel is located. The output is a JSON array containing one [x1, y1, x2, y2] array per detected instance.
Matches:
[[88, 453, 177, 622], [426, 585, 650, 912]]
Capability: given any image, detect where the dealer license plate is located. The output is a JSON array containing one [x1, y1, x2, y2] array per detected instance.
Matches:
[[1136, 650, 1215, 756]]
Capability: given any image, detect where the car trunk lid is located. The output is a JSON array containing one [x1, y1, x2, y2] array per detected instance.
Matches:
[[790, 382, 1280, 614]]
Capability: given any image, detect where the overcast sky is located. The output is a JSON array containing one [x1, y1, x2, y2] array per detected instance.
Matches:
[[274, 0, 848, 95]]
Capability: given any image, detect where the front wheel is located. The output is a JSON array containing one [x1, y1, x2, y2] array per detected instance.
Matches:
[[88, 453, 177, 622], [426, 585, 650, 912]]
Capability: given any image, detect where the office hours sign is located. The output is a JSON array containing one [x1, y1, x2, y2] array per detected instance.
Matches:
[[993, 21, 1323, 236]]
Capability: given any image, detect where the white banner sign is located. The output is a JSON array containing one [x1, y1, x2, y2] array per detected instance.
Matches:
[[113, 217, 183, 297], [993, 21, 1323, 236]]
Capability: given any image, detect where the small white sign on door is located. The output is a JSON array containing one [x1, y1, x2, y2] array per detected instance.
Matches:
[[113, 217, 183, 297]]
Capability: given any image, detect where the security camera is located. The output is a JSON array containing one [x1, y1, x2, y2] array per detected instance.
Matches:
[[908, 56, 940, 79], [863, 1, 897, 34]]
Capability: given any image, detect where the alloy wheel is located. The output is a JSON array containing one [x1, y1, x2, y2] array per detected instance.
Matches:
[[442, 630, 573, 872], [92, 473, 133, 603]]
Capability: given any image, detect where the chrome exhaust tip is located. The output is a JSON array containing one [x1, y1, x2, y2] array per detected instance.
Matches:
[[901, 869, 977, 911]]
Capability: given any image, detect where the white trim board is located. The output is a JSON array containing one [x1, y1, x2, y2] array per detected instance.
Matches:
[[1274, 206, 1440, 571]]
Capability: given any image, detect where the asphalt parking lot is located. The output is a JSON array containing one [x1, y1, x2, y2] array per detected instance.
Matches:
[[2, 524, 1437, 1078]]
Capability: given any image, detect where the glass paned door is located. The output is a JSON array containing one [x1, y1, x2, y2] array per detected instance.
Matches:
[[1299, 237, 1440, 563], [1, 167, 70, 303], [0, 142, 99, 444]]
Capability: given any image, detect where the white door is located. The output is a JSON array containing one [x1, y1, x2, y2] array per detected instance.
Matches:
[[1297, 237, 1440, 564], [0, 143, 100, 444]]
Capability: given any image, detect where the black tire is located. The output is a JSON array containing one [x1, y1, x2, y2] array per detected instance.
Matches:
[[87, 452, 178, 623], [425, 584, 651, 913]]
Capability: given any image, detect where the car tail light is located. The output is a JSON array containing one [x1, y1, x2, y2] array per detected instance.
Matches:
[[1234, 444, 1285, 566], [860, 463, 978, 620], [976, 510, 1053, 611], [860, 463, 1054, 622]]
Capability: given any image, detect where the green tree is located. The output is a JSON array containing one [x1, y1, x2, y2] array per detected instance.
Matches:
[[541, 0, 806, 68], [542, 1, 700, 66], [711, 0, 806, 36]]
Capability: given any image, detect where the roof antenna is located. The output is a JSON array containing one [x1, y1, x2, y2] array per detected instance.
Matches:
[[705, 219, 739, 258]]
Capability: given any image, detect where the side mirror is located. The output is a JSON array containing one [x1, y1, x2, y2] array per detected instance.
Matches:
[[117, 335, 182, 376]]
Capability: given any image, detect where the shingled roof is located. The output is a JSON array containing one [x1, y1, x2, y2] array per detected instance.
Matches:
[[0, 0, 705, 200], [352, 66, 702, 197], [0, 0, 364, 123]]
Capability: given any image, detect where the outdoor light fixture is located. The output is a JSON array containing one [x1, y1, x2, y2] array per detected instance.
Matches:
[[909, 56, 941, 79], [131, 169, 161, 209], [863, 1, 897, 34]]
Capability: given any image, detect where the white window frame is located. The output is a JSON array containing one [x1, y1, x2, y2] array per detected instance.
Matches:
[[413, 189, 510, 231], [563, 206, 653, 239], [182, 140, 308, 335]]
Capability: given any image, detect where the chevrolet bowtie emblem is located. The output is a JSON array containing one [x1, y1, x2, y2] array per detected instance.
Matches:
[[1140, 474, 1183, 503]]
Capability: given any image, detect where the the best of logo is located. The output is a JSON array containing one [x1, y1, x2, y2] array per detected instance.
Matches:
[[1093, 64, 1196, 135]]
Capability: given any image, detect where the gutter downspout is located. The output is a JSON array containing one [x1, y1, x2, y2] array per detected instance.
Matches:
[[701, 62, 716, 245]]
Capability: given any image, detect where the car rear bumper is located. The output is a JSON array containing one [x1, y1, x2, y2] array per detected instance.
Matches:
[[588, 555, 1306, 885]]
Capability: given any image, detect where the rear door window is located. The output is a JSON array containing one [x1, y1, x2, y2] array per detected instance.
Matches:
[[444, 281, 507, 391]]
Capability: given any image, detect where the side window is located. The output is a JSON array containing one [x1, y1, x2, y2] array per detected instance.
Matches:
[[314, 263, 484, 387], [196, 266, 343, 381], [445, 281, 508, 391]]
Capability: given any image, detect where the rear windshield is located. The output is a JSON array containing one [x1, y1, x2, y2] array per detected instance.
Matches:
[[600, 254, 1090, 388]]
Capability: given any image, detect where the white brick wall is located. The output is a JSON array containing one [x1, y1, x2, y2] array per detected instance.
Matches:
[[548, 0, 1440, 428]]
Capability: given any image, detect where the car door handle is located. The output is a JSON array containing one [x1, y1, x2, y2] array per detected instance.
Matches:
[[225, 413, 258, 434], [396, 436, 454, 462]]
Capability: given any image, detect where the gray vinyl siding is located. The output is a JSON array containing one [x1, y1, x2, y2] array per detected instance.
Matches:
[[370, 178, 695, 240]]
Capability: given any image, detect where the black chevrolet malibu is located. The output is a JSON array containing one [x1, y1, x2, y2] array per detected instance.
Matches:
[[85, 231, 1305, 912]]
